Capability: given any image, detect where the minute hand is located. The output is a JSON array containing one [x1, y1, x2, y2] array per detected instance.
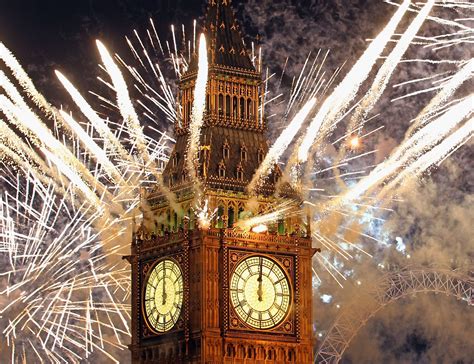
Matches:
[[257, 258, 263, 302], [162, 264, 167, 305]]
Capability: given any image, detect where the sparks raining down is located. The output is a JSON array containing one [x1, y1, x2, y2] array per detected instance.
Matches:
[[0, 39, 172, 362], [0, 0, 473, 362], [0, 176, 131, 363]]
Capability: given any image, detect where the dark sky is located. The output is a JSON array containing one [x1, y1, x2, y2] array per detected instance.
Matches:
[[0, 0, 204, 104], [0, 1, 472, 363]]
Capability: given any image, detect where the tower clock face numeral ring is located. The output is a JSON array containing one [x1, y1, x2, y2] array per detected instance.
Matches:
[[229, 255, 291, 330], [143, 259, 184, 333]]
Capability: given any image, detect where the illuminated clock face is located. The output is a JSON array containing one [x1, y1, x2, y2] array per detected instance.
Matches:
[[143, 259, 184, 333], [230, 255, 291, 329]]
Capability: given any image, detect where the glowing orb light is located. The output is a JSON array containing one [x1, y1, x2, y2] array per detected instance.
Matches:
[[349, 136, 360, 149], [251, 224, 268, 233]]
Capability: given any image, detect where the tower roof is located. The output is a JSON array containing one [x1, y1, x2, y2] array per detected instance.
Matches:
[[188, 0, 256, 73]]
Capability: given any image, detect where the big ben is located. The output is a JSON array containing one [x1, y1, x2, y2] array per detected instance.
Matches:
[[126, 0, 316, 362]]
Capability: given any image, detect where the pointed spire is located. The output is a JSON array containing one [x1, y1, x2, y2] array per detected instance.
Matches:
[[187, 0, 255, 73]]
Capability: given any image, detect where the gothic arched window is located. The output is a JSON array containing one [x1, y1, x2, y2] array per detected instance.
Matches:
[[226, 95, 230, 116], [223, 142, 230, 159], [232, 96, 238, 118], [217, 205, 224, 228], [228, 207, 235, 228], [236, 164, 244, 181], [218, 160, 226, 178], [218, 94, 224, 115], [238, 206, 244, 220], [240, 97, 245, 118], [240, 146, 248, 161], [247, 98, 253, 119]]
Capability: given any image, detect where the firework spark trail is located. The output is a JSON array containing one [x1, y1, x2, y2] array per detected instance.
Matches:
[[380, 117, 473, 197], [0, 120, 54, 177], [0, 42, 57, 120], [234, 200, 299, 231], [95, 40, 182, 213], [406, 58, 474, 135], [0, 142, 68, 203], [323, 95, 473, 211], [41, 148, 104, 208], [0, 95, 115, 208], [96, 40, 148, 156], [385, 96, 473, 167], [248, 97, 316, 193], [55, 70, 133, 164], [59, 110, 125, 186], [347, 0, 435, 133], [296, 0, 411, 164], [96, 41, 150, 164], [186, 34, 208, 189]]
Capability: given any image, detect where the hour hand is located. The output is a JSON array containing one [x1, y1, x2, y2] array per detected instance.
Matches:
[[162, 279, 167, 305], [257, 274, 263, 301], [257, 281, 263, 302]]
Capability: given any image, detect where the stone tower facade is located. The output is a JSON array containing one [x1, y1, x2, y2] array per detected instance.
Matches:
[[127, 1, 316, 363]]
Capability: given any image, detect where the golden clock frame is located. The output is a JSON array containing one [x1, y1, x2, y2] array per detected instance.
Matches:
[[224, 248, 297, 337], [140, 254, 186, 338]]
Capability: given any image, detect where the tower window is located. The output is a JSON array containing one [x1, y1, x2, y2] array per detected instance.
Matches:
[[241, 146, 247, 161], [218, 159, 226, 178], [236, 165, 244, 181], [232, 96, 238, 118], [247, 98, 253, 119], [223, 140, 230, 159], [240, 97, 245, 118], [228, 207, 235, 228], [218, 94, 224, 115], [226, 95, 230, 116], [172, 153, 179, 167], [217, 205, 224, 228]]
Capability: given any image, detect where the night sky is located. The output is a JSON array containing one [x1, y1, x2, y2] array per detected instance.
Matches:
[[0, 0, 472, 363]]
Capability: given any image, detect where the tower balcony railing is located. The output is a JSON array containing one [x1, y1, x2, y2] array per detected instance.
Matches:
[[175, 112, 265, 134], [205, 112, 265, 130], [135, 225, 311, 252]]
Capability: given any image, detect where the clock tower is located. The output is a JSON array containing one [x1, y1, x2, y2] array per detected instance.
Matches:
[[126, 1, 316, 362]]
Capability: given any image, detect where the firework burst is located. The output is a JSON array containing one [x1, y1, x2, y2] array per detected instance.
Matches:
[[0, 0, 472, 362]]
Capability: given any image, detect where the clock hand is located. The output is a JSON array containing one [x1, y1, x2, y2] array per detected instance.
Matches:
[[257, 257, 263, 302], [162, 263, 167, 305]]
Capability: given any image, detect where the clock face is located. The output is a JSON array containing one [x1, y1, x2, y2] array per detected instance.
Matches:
[[143, 259, 184, 333], [230, 255, 291, 329]]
